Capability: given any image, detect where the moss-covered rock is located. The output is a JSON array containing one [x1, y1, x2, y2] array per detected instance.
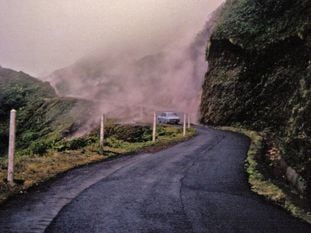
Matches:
[[200, 0, 311, 198]]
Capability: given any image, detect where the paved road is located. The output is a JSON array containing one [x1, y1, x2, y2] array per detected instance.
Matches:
[[0, 127, 310, 233]]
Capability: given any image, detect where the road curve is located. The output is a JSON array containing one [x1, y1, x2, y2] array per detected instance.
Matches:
[[0, 127, 310, 233]]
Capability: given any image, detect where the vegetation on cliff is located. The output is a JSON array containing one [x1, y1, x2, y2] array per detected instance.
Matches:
[[200, 0, 311, 199]]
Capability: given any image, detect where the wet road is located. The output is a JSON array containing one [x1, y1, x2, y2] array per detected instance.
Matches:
[[0, 127, 310, 233]]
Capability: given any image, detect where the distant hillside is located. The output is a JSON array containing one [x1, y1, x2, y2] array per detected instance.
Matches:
[[0, 66, 95, 155], [44, 10, 222, 121], [200, 0, 311, 198]]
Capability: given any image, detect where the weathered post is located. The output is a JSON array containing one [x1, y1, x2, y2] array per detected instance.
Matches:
[[100, 114, 105, 148], [187, 114, 191, 129], [152, 112, 157, 142], [7, 109, 16, 186], [183, 113, 186, 137]]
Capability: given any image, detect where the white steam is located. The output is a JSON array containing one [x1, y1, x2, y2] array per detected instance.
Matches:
[[43, 9, 222, 132]]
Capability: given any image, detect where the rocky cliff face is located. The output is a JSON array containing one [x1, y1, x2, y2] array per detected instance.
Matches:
[[200, 0, 311, 197]]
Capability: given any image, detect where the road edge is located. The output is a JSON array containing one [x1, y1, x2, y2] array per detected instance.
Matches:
[[0, 129, 197, 207], [218, 126, 311, 224]]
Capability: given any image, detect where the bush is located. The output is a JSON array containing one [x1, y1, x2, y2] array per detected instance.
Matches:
[[52, 136, 96, 152], [21, 131, 39, 142], [106, 124, 152, 143], [157, 126, 166, 136], [52, 141, 67, 152], [106, 137, 125, 148], [30, 141, 49, 155], [66, 138, 88, 150]]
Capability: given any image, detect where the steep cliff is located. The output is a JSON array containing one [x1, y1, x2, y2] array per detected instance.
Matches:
[[200, 0, 311, 198]]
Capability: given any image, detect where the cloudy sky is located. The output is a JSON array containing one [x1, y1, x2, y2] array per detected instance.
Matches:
[[0, 0, 223, 76]]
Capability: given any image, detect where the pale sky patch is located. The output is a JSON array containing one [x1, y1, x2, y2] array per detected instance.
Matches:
[[0, 0, 223, 76]]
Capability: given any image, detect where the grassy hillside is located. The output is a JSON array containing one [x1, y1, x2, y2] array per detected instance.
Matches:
[[200, 0, 311, 198], [0, 66, 93, 156]]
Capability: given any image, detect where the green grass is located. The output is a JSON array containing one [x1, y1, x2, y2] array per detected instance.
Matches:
[[0, 66, 100, 158], [0, 66, 197, 204], [220, 126, 311, 224], [0, 125, 196, 204]]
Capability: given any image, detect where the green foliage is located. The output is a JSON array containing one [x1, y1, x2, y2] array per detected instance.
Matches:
[[214, 0, 310, 50], [0, 67, 94, 156], [30, 141, 49, 155], [64, 138, 88, 150], [157, 125, 178, 137], [105, 124, 152, 143], [201, 0, 311, 198], [106, 137, 125, 148], [157, 126, 166, 136], [52, 136, 97, 152]]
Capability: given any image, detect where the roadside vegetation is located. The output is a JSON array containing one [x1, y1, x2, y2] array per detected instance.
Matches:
[[0, 66, 196, 204], [220, 126, 311, 224], [0, 123, 196, 204]]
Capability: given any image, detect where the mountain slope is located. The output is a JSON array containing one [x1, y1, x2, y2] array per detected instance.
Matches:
[[200, 0, 311, 198], [0, 66, 94, 155]]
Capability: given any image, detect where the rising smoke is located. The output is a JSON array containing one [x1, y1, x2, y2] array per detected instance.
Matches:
[[43, 7, 223, 131]]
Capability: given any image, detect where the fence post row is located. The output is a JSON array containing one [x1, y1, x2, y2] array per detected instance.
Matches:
[[4, 109, 192, 184], [7, 109, 16, 186], [152, 112, 157, 142]]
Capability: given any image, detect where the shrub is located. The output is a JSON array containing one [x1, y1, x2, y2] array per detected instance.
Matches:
[[106, 137, 124, 148], [52, 136, 96, 152], [30, 141, 49, 155], [106, 124, 152, 143], [66, 138, 88, 150]]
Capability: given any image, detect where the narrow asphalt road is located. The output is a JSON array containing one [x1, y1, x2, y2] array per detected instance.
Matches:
[[0, 127, 310, 233]]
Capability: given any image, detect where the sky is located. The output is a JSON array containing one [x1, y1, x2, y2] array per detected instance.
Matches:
[[0, 0, 223, 77]]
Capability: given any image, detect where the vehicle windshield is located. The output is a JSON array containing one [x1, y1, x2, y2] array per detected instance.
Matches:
[[167, 112, 177, 116]]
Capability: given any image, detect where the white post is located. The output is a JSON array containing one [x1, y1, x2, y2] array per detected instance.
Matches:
[[7, 109, 16, 186], [183, 113, 186, 137], [152, 112, 157, 142], [100, 114, 105, 148], [187, 114, 191, 129]]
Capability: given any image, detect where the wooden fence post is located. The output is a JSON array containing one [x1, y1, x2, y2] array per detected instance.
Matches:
[[152, 112, 157, 142], [183, 113, 186, 137], [187, 114, 191, 129], [100, 114, 105, 148], [7, 109, 16, 186]]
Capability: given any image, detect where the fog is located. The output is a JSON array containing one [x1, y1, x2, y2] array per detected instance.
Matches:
[[0, 0, 224, 132], [45, 8, 223, 130], [0, 0, 223, 76]]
